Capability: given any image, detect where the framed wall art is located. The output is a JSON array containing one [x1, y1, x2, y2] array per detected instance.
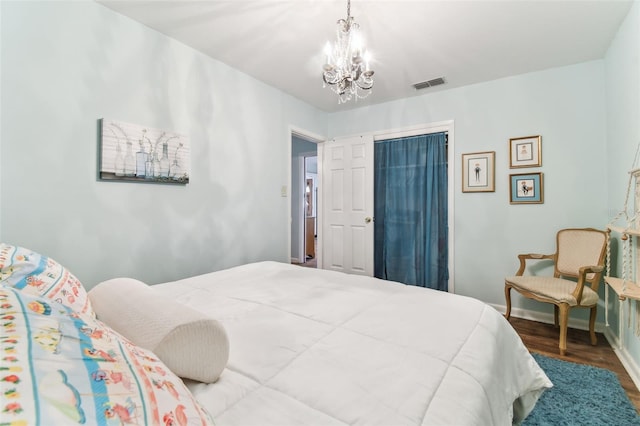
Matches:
[[462, 151, 495, 192], [99, 119, 190, 184], [510, 172, 544, 204], [509, 135, 541, 168]]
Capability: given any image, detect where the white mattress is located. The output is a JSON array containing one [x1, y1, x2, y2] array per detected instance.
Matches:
[[154, 261, 551, 425]]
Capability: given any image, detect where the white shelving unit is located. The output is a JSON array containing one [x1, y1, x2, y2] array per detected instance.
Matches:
[[605, 226, 640, 300], [605, 167, 640, 340], [604, 276, 640, 301]]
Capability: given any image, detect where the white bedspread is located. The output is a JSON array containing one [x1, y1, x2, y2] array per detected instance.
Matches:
[[154, 261, 551, 425]]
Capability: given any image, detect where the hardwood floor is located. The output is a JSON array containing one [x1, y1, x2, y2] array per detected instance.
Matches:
[[508, 317, 640, 412], [292, 238, 317, 268]]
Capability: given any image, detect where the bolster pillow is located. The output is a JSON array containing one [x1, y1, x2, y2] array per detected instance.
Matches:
[[88, 277, 229, 383]]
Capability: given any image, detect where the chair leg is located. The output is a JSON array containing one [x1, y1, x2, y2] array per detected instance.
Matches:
[[589, 306, 598, 346], [504, 284, 512, 320], [558, 304, 569, 356]]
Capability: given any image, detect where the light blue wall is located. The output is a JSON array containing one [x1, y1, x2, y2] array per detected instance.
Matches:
[[329, 61, 608, 317], [0, 3, 3, 236], [0, 1, 327, 287], [605, 1, 640, 360]]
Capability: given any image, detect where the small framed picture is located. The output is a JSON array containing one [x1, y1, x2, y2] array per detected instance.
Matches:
[[462, 151, 495, 192], [510, 172, 544, 204], [509, 135, 541, 168]]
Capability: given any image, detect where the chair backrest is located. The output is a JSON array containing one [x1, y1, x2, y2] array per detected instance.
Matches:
[[555, 228, 608, 283]]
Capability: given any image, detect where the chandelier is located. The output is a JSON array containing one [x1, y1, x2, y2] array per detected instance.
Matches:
[[322, 0, 374, 104]]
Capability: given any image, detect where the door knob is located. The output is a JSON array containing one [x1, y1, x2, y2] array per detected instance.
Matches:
[[365, 217, 373, 223]]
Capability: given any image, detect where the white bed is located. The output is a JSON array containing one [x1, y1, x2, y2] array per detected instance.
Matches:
[[151, 261, 551, 425]]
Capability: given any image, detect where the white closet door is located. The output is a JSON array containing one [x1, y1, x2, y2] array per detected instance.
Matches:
[[321, 135, 374, 276]]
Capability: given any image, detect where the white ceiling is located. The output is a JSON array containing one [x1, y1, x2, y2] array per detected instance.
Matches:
[[98, 0, 633, 113]]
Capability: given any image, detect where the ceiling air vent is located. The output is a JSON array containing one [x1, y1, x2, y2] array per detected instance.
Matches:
[[413, 77, 446, 90]]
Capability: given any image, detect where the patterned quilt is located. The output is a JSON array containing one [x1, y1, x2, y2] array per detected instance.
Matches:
[[0, 285, 213, 426]]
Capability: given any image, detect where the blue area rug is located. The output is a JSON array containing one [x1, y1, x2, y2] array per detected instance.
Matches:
[[524, 353, 640, 425]]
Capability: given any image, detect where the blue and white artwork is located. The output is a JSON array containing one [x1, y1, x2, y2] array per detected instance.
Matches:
[[99, 119, 190, 184]]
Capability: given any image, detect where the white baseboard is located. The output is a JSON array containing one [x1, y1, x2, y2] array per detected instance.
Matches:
[[489, 303, 605, 332], [604, 327, 640, 391], [490, 303, 640, 391]]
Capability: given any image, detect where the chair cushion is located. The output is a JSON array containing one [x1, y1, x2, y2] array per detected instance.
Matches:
[[505, 276, 599, 307]]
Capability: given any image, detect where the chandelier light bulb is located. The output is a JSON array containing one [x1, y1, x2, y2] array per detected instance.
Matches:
[[363, 51, 372, 74], [324, 42, 332, 61], [351, 31, 362, 55]]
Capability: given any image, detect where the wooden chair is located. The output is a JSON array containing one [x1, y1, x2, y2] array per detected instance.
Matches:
[[504, 228, 608, 355]]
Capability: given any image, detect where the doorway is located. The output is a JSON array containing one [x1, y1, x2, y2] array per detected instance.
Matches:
[[290, 131, 320, 267], [374, 132, 448, 290], [303, 157, 318, 267]]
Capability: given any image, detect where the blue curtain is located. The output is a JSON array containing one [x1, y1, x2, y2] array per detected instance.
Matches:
[[374, 132, 448, 291]]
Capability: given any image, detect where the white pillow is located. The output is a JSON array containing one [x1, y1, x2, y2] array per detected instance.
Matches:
[[89, 277, 229, 383]]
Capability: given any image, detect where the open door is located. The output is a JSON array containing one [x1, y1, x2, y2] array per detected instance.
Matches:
[[320, 135, 374, 276]]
